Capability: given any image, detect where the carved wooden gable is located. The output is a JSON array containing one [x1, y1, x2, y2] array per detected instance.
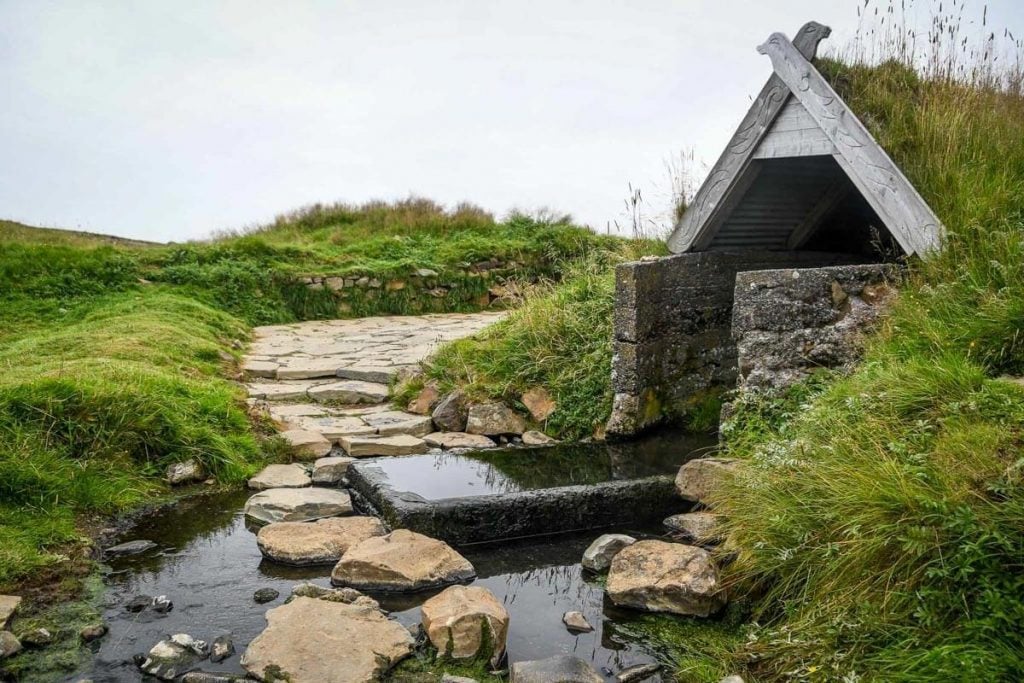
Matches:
[[667, 23, 944, 257]]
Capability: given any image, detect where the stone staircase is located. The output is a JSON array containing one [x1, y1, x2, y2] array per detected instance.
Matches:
[[243, 313, 503, 457]]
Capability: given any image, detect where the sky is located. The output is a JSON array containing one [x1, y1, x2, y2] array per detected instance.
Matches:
[[2, 1, 1023, 243]]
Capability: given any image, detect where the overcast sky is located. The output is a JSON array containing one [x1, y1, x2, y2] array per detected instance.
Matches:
[[2, 1, 1022, 242]]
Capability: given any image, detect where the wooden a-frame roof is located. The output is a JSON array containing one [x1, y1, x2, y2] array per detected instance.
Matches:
[[666, 22, 944, 257]]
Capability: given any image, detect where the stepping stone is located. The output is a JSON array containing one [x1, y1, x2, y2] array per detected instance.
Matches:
[[292, 416, 375, 442], [421, 586, 509, 665], [242, 359, 278, 379], [331, 529, 476, 592], [423, 432, 496, 450], [244, 488, 353, 525], [277, 357, 347, 380], [582, 533, 636, 573], [280, 430, 333, 459], [257, 517, 387, 566], [606, 540, 726, 617], [338, 434, 427, 457], [663, 512, 723, 546], [241, 598, 414, 683], [268, 403, 333, 422], [312, 456, 354, 485], [248, 464, 312, 491], [247, 380, 327, 401], [308, 380, 389, 404], [510, 655, 603, 683], [336, 366, 398, 384], [361, 410, 434, 437]]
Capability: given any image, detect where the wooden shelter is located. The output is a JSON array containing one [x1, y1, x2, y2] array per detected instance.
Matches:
[[667, 22, 943, 258]]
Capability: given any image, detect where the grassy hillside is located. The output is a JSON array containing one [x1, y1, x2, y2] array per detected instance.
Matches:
[[0, 203, 622, 589]]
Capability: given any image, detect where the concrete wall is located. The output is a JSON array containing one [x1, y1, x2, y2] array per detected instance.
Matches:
[[607, 250, 865, 436], [732, 263, 899, 391]]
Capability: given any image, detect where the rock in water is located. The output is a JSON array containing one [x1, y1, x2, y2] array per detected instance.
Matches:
[[615, 663, 661, 683], [663, 512, 723, 546], [581, 534, 636, 573], [247, 463, 312, 490], [331, 529, 476, 592], [241, 597, 414, 683], [165, 459, 204, 486], [312, 456, 354, 484], [253, 588, 280, 604], [420, 585, 509, 665], [137, 634, 208, 680], [0, 631, 22, 659], [510, 655, 604, 683], [606, 541, 726, 617], [257, 517, 386, 566], [125, 595, 152, 613], [674, 458, 740, 505], [105, 540, 158, 558], [210, 634, 234, 663], [289, 582, 379, 610], [521, 430, 557, 446], [465, 402, 528, 436], [243, 488, 352, 525], [80, 623, 108, 642], [423, 432, 497, 449], [431, 390, 468, 432], [562, 610, 593, 633], [151, 595, 173, 613]]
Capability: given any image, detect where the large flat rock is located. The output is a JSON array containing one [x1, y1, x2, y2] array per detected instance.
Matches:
[[423, 432, 496, 450], [331, 529, 476, 592], [257, 517, 387, 566], [244, 488, 352, 525], [308, 380, 389, 404], [339, 434, 427, 457], [241, 597, 414, 683], [246, 380, 330, 401], [361, 410, 434, 437], [279, 429, 333, 459], [248, 464, 312, 491], [510, 655, 603, 683], [291, 416, 375, 442]]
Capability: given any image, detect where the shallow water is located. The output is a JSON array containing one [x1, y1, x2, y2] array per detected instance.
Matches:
[[75, 430, 717, 682], [361, 430, 717, 499]]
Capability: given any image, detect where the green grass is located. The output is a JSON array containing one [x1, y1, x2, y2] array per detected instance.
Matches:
[[404, 244, 666, 440]]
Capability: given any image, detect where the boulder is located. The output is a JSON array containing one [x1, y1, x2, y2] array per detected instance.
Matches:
[[241, 597, 414, 683], [312, 456, 354, 484], [420, 585, 509, 665], [0, 631, 21, 659], [137, 634, 209, 680], [674, 458, 740, 505], [247, 464, 312, 491], [465, 402, 527, 436], [510, 655, 603, 683], [407, 383, 441, 415], [244, 488, 352, 525], [332, 529, 476, 592], [581, 534, 636, 573], [423, 432, 496, 450], [257, 517, 387, 566], [521, 430, 557, 446], [210, 635, 234, 663], [562, 610, 593, 633], [521, 387, 557, 422], [362, 410, 434, 437], [339, 434, 427, 457], [289, 582, 380, 610], [606, 541, 725, 617], [105, 540, 158, 558], [0, 596, 21, 630], [80, 623, 108, 643], [431, 391, 468, 432], [165, 459, 204, 486], [663, 512, 723, 546], [279, 429, 333, 460]]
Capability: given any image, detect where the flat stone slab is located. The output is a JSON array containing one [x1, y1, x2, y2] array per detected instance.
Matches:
[[336, 366, 398, 384], [510, 655, 603, 683], [291, 416, 375, 442], [277, 356, 349, 380], [257, 517, 387, 566], [105, 540, 159, 558], [244, 488, 353, 525], [331, 529, 476, 592], [247, 380, 329, 401], [312, 456, 355, 484], [241, 597, 414, 683], [248, 464, 312, 491], [361, 410, 434, 437], [242, 359, 278, 379], [339, 434, 427, 457], [268, 403, 334, 422], [0, 596, 21, 630], [423, 432, 496, 449], [308, 380, 389, 404], [280, 429, 333, 459]]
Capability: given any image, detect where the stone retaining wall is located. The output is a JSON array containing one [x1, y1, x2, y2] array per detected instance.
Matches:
[[732, 263, 899, 391], [607, 250, 867, 436]]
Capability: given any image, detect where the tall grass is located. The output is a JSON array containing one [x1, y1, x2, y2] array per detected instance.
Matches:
[[715, 3, 1024, 680]]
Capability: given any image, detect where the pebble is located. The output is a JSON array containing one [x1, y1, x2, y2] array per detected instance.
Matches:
[[616, 663, 662, 682], [80, 623, 108, 642], [125, 595, 152, 613], [253, 588, 280, 604]]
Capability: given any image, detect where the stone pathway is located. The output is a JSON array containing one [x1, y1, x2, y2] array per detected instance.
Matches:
[[244, 312, 504, 457]]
